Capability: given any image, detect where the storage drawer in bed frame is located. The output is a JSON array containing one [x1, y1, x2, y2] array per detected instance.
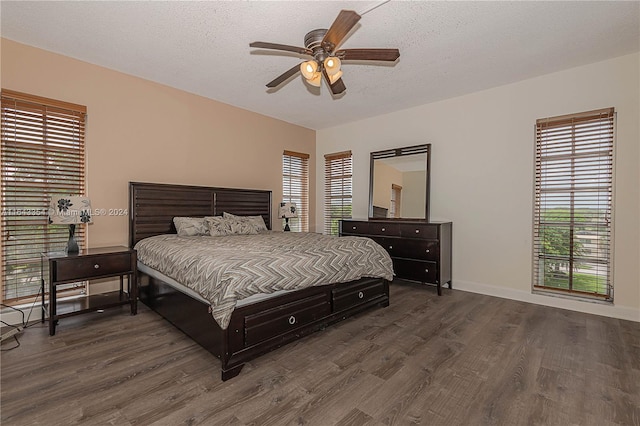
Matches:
[[244, 292, 331, 347], [332, 279, 388, 312]]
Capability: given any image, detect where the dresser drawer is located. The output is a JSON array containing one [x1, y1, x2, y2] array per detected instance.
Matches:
[[54, 253, 133, 282], [368, 222, 400, 236], [341, 221, 369, 235], [392, 258, 438, 284], [332, 279, 387, 312], [398, 223, 438, 239], [385, 239, 438, 261], [244, 293, 330, 347], [368, 236, 389, 251]]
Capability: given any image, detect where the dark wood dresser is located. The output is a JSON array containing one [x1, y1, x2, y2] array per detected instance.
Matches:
[[340, 219, 452, 295]]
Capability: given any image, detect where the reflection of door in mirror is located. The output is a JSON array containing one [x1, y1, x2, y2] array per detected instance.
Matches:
[[390, 184, 402, 218], [370, 146, 429, 219]]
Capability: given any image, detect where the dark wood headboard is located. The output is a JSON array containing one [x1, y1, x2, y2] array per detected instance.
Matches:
[[129, 182, 272, 247]]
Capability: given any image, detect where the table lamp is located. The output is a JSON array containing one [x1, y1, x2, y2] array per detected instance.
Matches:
[[48, 196, 92, 254], [278, 202, 297, 232]]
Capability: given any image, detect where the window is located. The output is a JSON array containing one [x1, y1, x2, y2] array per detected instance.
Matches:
[[1, 90, 87, 304], [282, 150, 309, 232], [324, 151, 352, 235], [390, 184, 402, 218], [533, 107, 614, 300]]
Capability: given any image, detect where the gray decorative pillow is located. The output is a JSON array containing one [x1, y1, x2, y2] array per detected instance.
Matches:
[[223, 212, 268, 232], [173, 217, 208, 236], [227, 217, 258, 235], [205, 216, 233, 236]]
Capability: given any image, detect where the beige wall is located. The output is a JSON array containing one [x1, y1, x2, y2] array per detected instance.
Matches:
[[316, 53, 640, 322], [1, 39, 315, 296], [1, 38, 316, 244]]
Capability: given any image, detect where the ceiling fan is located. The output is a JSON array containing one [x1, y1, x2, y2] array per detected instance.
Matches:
[[249, 9, 400, 95]]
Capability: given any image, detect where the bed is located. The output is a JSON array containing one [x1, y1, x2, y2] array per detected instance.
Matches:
[[129, 182, 393, 380]]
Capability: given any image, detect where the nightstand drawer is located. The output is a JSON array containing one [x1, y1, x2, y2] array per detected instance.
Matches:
[[55, 253, 132, 282]]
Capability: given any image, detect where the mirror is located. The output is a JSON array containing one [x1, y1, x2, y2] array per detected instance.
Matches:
[[369, 144, 431, 220]]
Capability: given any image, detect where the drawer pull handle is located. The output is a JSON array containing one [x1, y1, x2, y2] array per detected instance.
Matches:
[[415, 229, 420, 234], [352, 226, 357, 230], [381, 227, 386, 232], [94, 264, 100, 269], [389, 245, 393, 249], [358, 291, 364, 299], [288, 316, 296, 325], [425, 268, 429, 273], [426, 249, 430, 253]]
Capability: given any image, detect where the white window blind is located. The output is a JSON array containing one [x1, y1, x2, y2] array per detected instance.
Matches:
[[1, 90, 87, 304], [282, 150, 309, 232], [324, 151, 352, 235], [533, 107, 614, 300]]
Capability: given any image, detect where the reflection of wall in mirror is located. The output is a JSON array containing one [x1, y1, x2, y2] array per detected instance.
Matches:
[[401, 170, 426, 218], [373, 161, 402, 216]]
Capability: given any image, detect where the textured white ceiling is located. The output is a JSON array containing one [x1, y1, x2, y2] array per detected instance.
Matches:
[[2, 1, 638, 130]]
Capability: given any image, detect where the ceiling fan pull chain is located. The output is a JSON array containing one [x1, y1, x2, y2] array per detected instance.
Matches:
[[359, 0, 391, 17]]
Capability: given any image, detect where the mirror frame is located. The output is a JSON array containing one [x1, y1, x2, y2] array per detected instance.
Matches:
[[369, 143, 431, 221]]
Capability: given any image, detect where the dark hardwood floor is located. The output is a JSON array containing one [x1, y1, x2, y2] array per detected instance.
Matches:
[[2, 281, 639, 425]]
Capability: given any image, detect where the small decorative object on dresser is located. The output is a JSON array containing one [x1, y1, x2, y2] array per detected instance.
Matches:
[[340, 219, 452, 295]]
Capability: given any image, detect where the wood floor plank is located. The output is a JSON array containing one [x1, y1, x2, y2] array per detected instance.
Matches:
[[2, 281, 638, 426]]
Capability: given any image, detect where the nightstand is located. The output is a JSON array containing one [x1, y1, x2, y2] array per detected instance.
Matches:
[[41, 246, 137, 335]]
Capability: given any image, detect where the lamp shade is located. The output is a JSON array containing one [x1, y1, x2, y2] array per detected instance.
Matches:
[[49, 196, 92, 224], [300, 61, 319, 80], [306, 72, 322, 87], [278, 202, 298, 219], [328, 70, 343, 85], [324, 56, 341, 76]]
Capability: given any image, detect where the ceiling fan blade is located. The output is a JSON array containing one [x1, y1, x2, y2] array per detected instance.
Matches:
[[250, 42, 312, 56], [321, 10, 361, 51], [322, 69, 346, 95], [266, 63, 302, 88], [335, 48, 400, 62]]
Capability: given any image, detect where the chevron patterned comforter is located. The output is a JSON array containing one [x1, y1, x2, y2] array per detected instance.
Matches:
[[135, 232, 394, 329]]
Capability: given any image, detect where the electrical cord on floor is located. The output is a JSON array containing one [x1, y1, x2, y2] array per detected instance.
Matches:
[[1, 287, 44, 351], [1, 320, 21, 351], [23, 286, 45, 328]]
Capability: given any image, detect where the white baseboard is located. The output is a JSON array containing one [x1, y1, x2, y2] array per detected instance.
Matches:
[[453, 279, 640, 323], [0, 304, 44, 327]]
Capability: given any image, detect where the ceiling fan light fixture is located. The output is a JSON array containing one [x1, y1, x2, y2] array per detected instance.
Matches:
[[328, 70, 343, 85], [300, 60, 319, 80], [324, 56, 341, 76], [250, 9, 399, 95], [307, 72, 322, 87]]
